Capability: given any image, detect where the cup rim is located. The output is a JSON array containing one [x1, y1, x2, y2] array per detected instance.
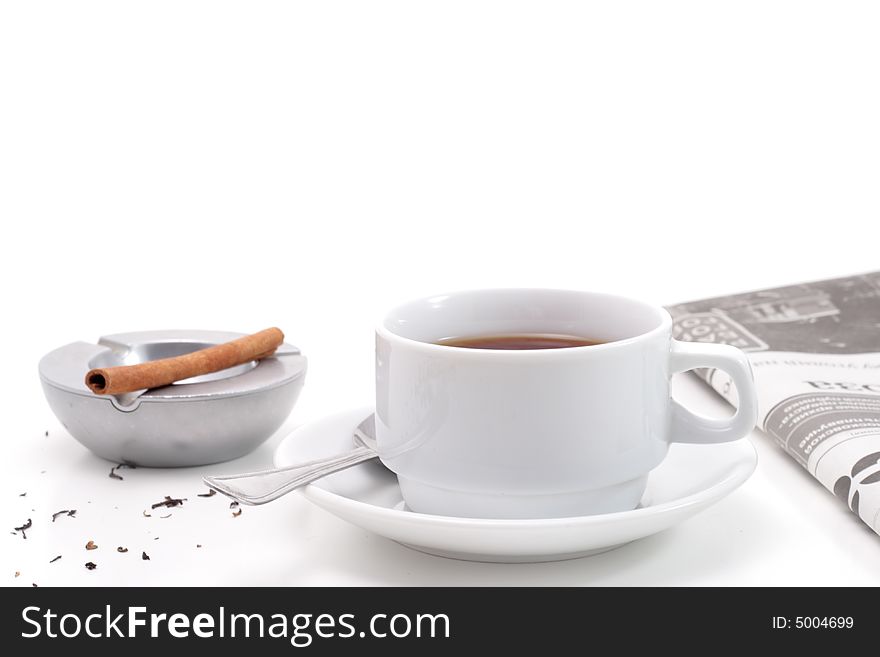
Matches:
[[376, 288, 672, 357]]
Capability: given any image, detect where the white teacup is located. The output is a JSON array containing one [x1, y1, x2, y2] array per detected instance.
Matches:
[[375, 289, 757, 519]]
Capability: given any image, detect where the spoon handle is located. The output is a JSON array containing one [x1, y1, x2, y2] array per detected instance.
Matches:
[[203, 446, 377, 505]]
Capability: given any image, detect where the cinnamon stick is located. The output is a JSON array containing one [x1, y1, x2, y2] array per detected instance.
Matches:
[[85, 327, 284, 395]]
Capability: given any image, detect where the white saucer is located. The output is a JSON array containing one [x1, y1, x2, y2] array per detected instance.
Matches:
[[274, 407, 757, 563]]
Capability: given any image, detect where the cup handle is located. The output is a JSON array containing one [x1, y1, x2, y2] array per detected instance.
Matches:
[[668, 340, 758, 444]]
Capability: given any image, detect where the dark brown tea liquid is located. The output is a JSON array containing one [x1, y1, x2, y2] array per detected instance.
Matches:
[[436, 334, 604, 350]]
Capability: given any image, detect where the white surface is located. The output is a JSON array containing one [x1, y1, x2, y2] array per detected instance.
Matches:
[[274, 407, 757, 563], [1, 1, 879, 585]]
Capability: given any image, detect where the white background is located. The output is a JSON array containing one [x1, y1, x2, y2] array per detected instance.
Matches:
[[2, 1, 879, 585]]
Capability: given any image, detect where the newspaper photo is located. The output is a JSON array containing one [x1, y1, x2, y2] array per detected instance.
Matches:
[[668, 271, 880, 536]]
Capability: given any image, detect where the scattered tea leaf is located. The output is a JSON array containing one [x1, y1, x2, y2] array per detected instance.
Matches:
[[85, 562, 97, 570], [196, 544, 202, 548], [142, 510, 152, 517], [229, 501, 239, 509], [159, 513, 172, 519], [19, 492, 26, 497], [141, 552, 150, 561], [52, 509, 71, 522], [67, 510, 77, 519], [44, 430, 49, 437], [117, 547, 128, 553], [109, 467, 123, 481], [49, 555, 62, 564], [14, 518, 32, 539], [85, 540, 98, 550], [232, 508, 242, 518], [151, 496, 186, 509], [197, 489, 216, 498], [14, 571, 20, 578]]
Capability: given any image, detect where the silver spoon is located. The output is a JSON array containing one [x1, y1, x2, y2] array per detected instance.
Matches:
[[203, 415, 377, 505]]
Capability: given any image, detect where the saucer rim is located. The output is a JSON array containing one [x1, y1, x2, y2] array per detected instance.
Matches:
[[274, 406, 758, 528]]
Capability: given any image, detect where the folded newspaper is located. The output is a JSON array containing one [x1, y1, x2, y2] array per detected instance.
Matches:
[[667, 271, 880, 536]]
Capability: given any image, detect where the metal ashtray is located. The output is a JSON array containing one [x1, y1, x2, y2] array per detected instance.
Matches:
[[38, 330, 307, 467]]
